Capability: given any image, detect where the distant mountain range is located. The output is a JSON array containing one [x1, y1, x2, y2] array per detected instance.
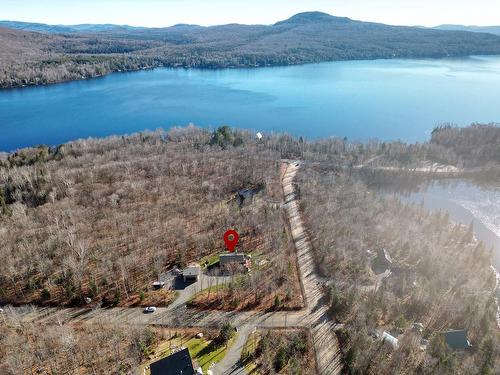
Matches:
[[2, 12, 500, 89], [0, 20, 145, 33], [434, 24, 500, 36], [3, 16, 500, 37]]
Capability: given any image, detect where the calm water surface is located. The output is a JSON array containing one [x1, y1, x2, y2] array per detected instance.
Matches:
[[2, 56, 500, 151]]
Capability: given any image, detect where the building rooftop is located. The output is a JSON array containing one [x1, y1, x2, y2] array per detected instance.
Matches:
[[381, 331, 399, 349], [237, 188, 257, 206], [219, 253, 248, 266], [377, 248, 392, 264], [183, 265, 200, 276], [220, 253, 246, 259], [442, 330, 472, 350], [371, 248, 393, 274], [150, 348, 195, 375]]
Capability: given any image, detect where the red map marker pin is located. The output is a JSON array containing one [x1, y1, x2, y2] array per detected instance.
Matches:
[[224, 230, 239, 253]]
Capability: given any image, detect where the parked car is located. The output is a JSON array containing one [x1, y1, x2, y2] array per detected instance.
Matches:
[[152, 281, 165, 290], [0, 307, 4, 313], [143, 306, 157, 313]]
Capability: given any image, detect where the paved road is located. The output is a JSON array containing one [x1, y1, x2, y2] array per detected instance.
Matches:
[[169, 274, 232, 310], [3, 161, 343, 375]]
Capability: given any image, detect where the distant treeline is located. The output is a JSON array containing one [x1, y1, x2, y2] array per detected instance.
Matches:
[[292, 123, 500, 178], [3, 11, 500, 88], [430, 124, 500, 168], [1, 123, 499, 173]]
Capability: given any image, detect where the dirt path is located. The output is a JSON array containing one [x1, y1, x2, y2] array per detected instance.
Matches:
[[3, 161, 343, 375], [281, 162, 343, 375]]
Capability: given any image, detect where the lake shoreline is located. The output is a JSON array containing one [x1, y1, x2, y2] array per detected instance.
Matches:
[[2, 56, 500, 151], [2, 53, 500, 91]]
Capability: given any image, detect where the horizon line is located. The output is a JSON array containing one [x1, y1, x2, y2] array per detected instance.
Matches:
[[1, 11, 497, 30]]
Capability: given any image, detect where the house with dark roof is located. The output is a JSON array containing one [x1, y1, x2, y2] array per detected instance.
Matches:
[[219, 253, 246, 266], [182, 265, 200, 283], [442, 330, 472, 350], [377, 248, 392, 266], [219, 252, 250, 274], [372, 248, 393, 274], [237, 188, 256, 207], [150, 348, 195, 375]]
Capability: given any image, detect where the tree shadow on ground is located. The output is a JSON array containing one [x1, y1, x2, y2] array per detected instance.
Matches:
[[173, 276, 196, 291]]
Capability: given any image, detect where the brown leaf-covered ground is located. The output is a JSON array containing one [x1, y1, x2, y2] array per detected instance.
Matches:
[[0, 127, 295, 309]]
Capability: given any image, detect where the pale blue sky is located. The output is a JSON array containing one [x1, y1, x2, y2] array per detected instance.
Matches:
[[1, 0, 498, 27]]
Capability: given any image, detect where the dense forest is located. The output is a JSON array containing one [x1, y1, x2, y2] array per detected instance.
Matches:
[[429, 125, 500, 168], [2, 11, 500, 88], [0, 126, 308, 311], [0, 124, 499, 374], [240, 329, 315, 374], [0, 124, 498, 305], [299, 166, 499, 374], [0, 320, 155, 374], [276, 123, 500, 185], [360, 124, 500, 170]]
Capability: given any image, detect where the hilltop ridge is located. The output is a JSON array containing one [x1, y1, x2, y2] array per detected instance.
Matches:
[[2, 11, 500, 88], [275, 11, 352, 25], [0, 12, 359, 32], [434, 24, 500, 36], [0, 20, 145, 33]]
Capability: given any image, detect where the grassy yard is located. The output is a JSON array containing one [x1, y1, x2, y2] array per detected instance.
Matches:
[[142, 331, 237, 374], [200, 250, 263, 270], [199, 252, 221, 268]]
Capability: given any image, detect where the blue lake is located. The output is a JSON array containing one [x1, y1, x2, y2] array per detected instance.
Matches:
[[1, 56, 500, 151]]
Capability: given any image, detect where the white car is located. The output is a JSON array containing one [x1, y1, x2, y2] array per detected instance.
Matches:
[[0, 307, 4, 313], [143, 306, 157, 313], [152, 281, 165, 289]]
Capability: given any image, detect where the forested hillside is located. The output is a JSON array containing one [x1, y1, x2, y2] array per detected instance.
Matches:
[[0, 124, 499, 374], [293, 123, 500, 179], [0, 126, 296, 309], [300, 166, 499, 374], [0, 322, 155, 374], [2, 11, 500, 88], [429, 125, 500, 168]]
